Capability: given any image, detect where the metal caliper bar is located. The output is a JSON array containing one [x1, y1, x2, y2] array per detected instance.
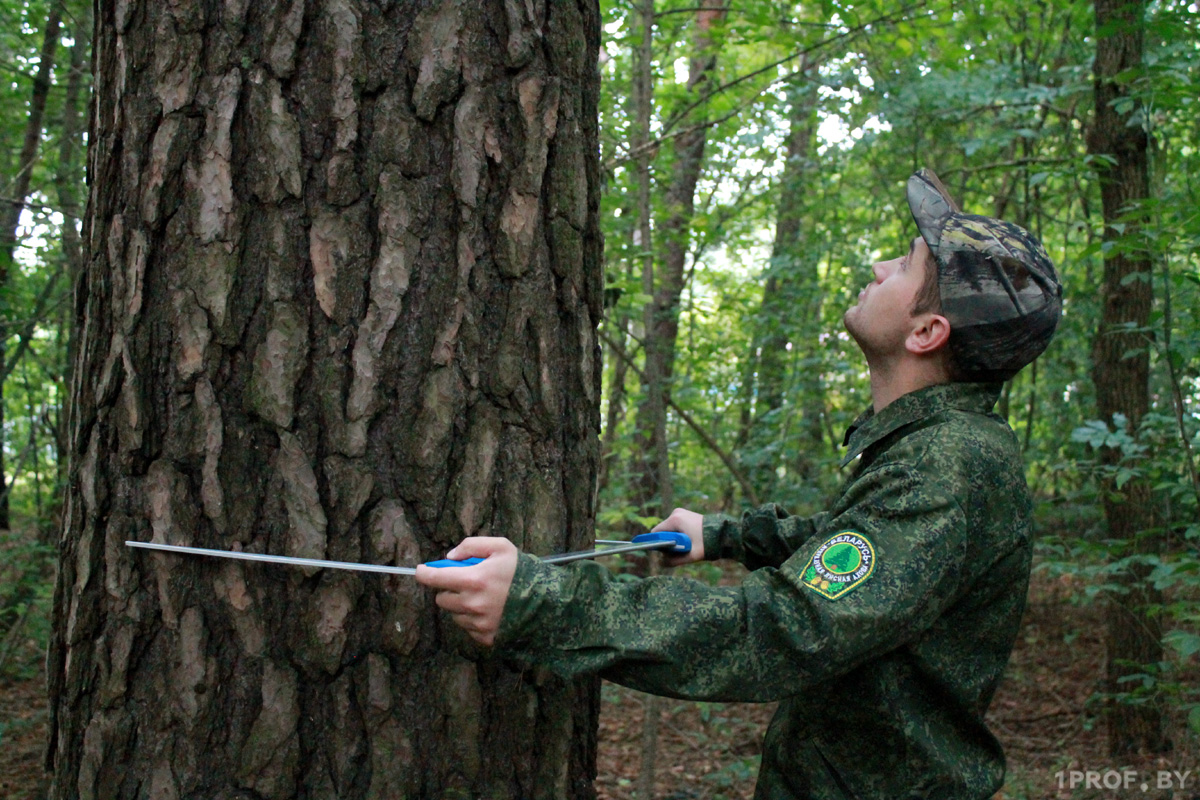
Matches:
[[541, 533, 690, 564], [125, 531, 689, 575], [126, 540, 430, 575]]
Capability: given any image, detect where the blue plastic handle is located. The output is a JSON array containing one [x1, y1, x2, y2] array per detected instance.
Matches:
[[423, 557, 485, 568], [631, 531, 692, 554]]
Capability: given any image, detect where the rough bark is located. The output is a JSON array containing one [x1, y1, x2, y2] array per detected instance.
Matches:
[[1086, 0, 1167, 756], [48, 2, 604, 798]]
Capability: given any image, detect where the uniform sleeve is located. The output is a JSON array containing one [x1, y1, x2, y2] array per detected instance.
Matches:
[[702, 504, 829, 570], [495, 463, 974, 703]]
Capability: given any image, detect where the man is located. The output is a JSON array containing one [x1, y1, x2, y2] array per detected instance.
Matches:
[[416, 169, 1062, 799]]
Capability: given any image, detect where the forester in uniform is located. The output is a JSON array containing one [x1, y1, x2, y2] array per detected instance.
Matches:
[[417, 169, 1063, 800]]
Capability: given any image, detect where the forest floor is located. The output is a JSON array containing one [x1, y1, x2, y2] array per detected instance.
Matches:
[[1, 567, 1196, 800]]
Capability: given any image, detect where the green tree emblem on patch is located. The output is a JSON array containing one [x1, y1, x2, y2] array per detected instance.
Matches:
[[802, 532, 876, 600], [821, 543, 862, 574]]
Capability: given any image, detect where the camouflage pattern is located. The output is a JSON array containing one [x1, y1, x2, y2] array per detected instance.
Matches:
[[907, 169, 1062, 381], [497, 382, 1033, 800]]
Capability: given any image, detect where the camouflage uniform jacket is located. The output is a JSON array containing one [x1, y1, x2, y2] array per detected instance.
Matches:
[[496, 382, 1032, 800]]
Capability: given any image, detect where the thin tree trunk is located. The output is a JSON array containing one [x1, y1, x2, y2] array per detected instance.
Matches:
[[741, 68, 820, 493], [601, 329, 758, 506], [629, 7, 725, 794], [52, 2, 92, 511], [600, 250, 637, 495], [1087, 0, 1167, 756], [48, 2, 604, 797], [53, 8, 88, 278], [0, 5, 63, 530], [629, 2, 662, 795], [26, 365, 42, 525], [1157, 199, 1200, 510], [631, 0, 725, 515], [0, 4, 62, 257], [1022, 358, 1038, 453], [630, 0, 657, 528], [599, 316, 631, 493]]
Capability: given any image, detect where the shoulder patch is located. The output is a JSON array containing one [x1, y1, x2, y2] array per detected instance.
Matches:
[[801, 532, 876, 600]]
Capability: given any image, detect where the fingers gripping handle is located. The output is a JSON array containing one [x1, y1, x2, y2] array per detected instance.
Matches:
[[432, 532, 691, 570], [631, 531, 692, 554], [424, 557, 485, 568]]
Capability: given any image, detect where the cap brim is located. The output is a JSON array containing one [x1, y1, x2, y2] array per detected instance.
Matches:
[[906, 169, 959, 251]]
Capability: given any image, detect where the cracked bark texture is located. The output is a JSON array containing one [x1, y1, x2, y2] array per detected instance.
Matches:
[[48, 1, 603, 797]]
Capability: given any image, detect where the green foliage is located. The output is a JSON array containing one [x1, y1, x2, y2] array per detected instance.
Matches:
[[1, 0, 87, 534], [594, 0, 1200, 759], [703, 755, 760, 790], [0, 530, 55, 681], [0, 0, 1194, 771], [597, 4, 1198, 493], [1045, 391, 1200, 733], [0, 1, 88, 712]]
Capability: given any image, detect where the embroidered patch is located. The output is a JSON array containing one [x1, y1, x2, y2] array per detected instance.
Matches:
[[802, 532, 876, 600]]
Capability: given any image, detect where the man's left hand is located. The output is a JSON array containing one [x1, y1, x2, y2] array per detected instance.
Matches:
[[415, 537, 519, 646]]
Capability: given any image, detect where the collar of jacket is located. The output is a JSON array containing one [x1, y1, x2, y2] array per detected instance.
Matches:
[[839, 382, 1004, 467]]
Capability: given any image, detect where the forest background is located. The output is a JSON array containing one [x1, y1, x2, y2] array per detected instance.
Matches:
[[1, 0, 1198, 797]]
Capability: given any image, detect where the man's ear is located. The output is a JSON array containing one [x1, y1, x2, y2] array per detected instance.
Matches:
[[906, 313, 950, 356]]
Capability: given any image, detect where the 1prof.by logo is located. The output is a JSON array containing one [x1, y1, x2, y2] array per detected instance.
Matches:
[[1055, 769, 1193, 792]]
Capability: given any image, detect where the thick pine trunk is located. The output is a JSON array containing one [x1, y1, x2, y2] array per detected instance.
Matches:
[[48, 2, 604, 797], [1087, 0, 1166, 756]]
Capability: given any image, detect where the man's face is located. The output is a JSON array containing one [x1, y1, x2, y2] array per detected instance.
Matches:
[[843, 237, 935, 359]]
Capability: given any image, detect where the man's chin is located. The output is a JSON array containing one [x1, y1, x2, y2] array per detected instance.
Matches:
[[842, 307, 859, 336], [842, 310, 869, 352]]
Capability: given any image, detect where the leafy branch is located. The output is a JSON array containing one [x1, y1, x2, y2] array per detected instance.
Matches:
[[600, 327, 761, 506], [606, 0, 935, 171]]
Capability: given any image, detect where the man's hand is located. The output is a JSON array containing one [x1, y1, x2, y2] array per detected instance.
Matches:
[[652, 508, 705, 566], [415, 537, 519, 647]]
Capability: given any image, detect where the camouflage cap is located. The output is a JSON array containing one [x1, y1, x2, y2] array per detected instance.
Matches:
[[907, 169, 1063, 382]]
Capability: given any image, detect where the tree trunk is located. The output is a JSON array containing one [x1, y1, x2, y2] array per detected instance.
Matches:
[[738, 71, 821, 494], [53, 2, 93, 510], [598, 314, 631, 494], [48, 2, 604, 798], [631, 1, 724, 515], [1087, 0, 1167, 757]]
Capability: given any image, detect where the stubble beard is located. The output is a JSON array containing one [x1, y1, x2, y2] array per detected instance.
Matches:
[[843, 302, 894, 365], [843, 304, 869, 355]]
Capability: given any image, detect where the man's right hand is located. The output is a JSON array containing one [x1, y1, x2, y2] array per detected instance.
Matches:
[[652, 508, 705, 566]]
